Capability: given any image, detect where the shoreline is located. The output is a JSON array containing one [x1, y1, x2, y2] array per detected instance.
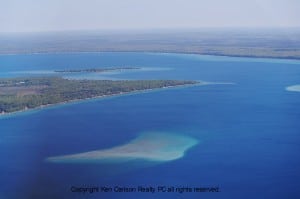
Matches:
[[0, 50, 300, 62], [0, 82, 202, 118]]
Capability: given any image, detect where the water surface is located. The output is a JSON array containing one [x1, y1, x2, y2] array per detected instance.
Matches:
[[0, 52, 300, 199]]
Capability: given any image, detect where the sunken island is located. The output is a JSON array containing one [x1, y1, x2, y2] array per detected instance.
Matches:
[[0, 75, 198, 114], [54, 67, 140, 73]]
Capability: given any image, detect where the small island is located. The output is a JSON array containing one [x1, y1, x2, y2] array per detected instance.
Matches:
[[0, 77, 198, 114], [54, 67, 140, 73]]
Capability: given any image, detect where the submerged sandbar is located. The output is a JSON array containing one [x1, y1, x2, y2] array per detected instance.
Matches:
[[286, 85, 300, 92], [46, 133, 198, 163]]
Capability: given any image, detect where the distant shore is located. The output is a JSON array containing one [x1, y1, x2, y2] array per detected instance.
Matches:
[[1, 29, 299, 60], [1, 50, 300, 61]]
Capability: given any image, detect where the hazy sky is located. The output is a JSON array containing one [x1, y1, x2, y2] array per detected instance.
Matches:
[[0, 0, 299, 32]]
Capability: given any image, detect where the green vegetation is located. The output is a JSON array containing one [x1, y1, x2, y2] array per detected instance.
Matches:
[[54, 67, 140, 73], [0, 77, 197, 113]]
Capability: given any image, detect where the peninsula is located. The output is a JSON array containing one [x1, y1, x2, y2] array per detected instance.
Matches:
[[0, 77, 198, 114]]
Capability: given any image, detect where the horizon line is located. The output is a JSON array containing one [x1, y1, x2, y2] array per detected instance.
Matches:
[[1, 26, 300, 34]]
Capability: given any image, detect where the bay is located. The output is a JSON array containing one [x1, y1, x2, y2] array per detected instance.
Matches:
[[0, 52, 300, 199]]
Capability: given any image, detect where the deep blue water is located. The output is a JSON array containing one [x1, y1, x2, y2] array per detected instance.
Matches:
[[0, 52, 300, 199]]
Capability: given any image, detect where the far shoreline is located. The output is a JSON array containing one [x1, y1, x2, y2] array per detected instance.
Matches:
[[1, 51, 300, 62]]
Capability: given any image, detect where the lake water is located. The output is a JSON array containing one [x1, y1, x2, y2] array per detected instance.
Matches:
[[0, 52, 300, 199]]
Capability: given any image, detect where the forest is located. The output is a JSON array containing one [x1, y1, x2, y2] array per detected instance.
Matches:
[[0, 77, 197, 113]]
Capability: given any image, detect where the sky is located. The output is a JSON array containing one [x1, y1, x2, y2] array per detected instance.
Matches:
[[0, 0, 299, 33]]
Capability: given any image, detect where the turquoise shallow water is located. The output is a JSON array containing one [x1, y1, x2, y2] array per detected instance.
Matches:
[[0, 52, 300, 199]]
